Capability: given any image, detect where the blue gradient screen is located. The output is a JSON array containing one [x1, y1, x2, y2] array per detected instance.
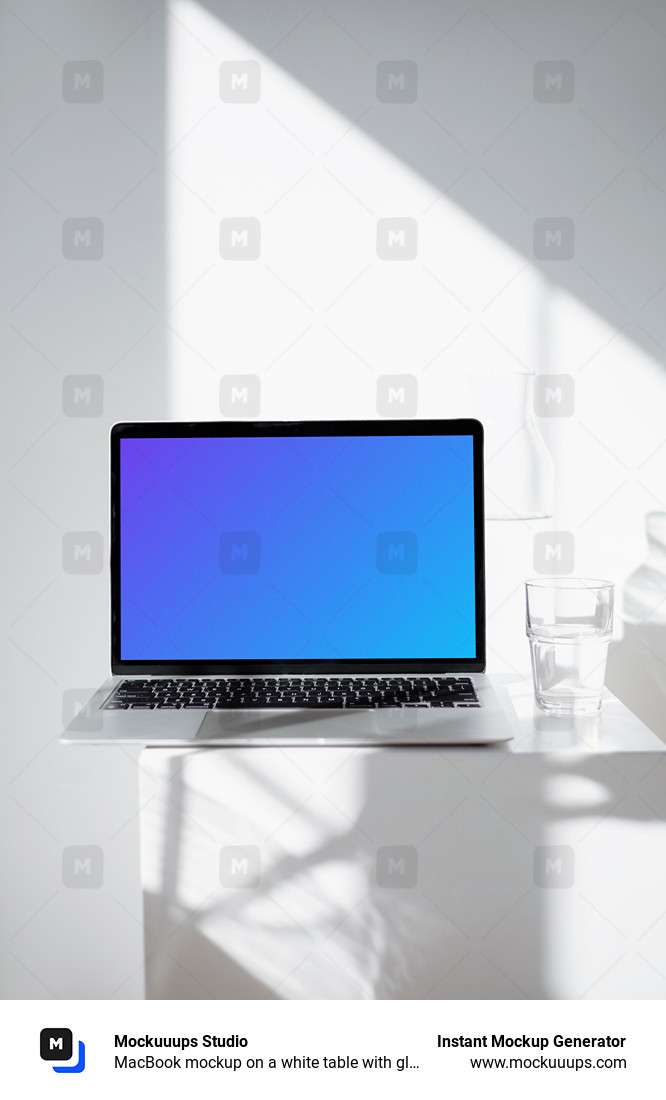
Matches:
[[119, 434, 477, 661]]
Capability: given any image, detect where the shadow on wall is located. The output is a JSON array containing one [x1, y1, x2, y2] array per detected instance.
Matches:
[[199, 0, 666, 367], [2, 0, 170, 998], [606, 512, 666, 744]]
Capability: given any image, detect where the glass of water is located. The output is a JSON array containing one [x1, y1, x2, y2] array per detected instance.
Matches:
[[525, 578, 614, 716]]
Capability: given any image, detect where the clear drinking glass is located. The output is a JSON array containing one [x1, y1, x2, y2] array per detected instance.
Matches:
[[525, 578, 614, 716]]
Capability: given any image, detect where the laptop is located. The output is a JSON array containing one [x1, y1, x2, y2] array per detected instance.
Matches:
[[62, 418, 513, 746]]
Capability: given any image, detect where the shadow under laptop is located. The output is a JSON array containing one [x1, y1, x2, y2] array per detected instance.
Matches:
[[140, 722, 666, 999]]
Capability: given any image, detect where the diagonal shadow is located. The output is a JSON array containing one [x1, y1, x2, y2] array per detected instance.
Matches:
[[194, 0, 666, 369], [142, 740, 666, 1000]]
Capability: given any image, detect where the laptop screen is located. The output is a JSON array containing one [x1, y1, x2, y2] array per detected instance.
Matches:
[[113, 422, 484, 671]]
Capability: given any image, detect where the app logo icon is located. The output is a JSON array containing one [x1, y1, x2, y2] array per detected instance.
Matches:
[[40, 1028, 86, 1073]]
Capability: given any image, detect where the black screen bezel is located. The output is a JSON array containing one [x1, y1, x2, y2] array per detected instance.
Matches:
[[111, 419, 486, 675]]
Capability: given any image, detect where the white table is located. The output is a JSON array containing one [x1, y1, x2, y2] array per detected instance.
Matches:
[[139, 679, 666, 999]]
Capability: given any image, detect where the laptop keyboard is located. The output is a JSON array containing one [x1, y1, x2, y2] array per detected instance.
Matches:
[[103, 677, 480, 710]]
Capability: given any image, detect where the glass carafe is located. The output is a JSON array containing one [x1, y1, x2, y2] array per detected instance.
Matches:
[[470, 371, 553, 520]]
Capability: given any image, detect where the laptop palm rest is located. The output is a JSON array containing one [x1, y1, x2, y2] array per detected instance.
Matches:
[[196, 706, 512, 746]]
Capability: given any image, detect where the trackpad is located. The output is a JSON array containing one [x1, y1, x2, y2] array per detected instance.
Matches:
[[197, 708, 378, 743], [195, 707, 500, 745]]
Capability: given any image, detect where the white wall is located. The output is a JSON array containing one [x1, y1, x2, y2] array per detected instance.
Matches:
[[3, 0, 666, 998], [166, 0, 666, 707], [2, 0, 168, 997]]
